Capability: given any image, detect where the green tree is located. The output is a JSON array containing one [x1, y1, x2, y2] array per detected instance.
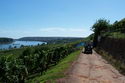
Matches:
[[91, 19, 110, 47], [113, 18, 125, 33]]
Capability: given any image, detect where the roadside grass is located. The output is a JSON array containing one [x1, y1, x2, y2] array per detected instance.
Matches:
[[26, 50, 81, 83]]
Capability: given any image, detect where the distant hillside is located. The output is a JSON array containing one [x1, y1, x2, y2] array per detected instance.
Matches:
[[18, 37, 83, 44], [0, 37, 13, 44]]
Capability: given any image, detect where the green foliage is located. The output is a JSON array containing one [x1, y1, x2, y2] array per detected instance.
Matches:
[[91, 19, 110, 47], [26, 50, 81, 83], [0, 56, 28, 83], [91, 18, 125, 47], [84, 34, 94, 42], [111, 18, 125, 33], [0, 41, 82, 83], [108, 32, 125, 39], [91, 19, 110, 34], [92, 18, 125, 75], [0, 38, 13, 44]]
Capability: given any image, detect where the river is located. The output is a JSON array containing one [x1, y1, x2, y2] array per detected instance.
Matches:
[[0, 40, 47, 50]]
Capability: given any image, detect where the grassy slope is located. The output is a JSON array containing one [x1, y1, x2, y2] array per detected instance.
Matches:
[[26, 50, 81, 83], [108, 32, 125, 39]]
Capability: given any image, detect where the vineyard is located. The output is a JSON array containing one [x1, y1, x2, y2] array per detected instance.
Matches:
[[0, 41, 82, 83]]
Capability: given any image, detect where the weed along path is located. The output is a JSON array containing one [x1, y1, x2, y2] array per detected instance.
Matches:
[[56, 50, 125, 83]]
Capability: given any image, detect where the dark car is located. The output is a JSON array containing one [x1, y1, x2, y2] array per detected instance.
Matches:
[[83, 44, 93, 54]]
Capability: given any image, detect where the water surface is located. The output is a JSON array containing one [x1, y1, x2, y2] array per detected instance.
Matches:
[[0, 41, 46, 50]]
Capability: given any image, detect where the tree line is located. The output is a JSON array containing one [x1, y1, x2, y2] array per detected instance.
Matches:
[[0, 38, 13, 44]]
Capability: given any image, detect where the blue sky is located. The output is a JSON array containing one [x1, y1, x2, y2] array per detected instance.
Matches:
[[0, 0, 125, 38]]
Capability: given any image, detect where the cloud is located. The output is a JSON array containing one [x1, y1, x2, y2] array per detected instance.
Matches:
[[39, 27, 93, 37], [0, 27, 93, 38]]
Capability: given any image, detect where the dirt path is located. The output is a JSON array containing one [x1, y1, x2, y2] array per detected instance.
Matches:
[[57, 50, 125, 83]]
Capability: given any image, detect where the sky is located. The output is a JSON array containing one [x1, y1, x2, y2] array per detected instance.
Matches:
[[0, 0, 125, 38]]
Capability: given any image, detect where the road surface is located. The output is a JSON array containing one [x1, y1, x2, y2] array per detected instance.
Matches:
[[57, 50, 125, 83]]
